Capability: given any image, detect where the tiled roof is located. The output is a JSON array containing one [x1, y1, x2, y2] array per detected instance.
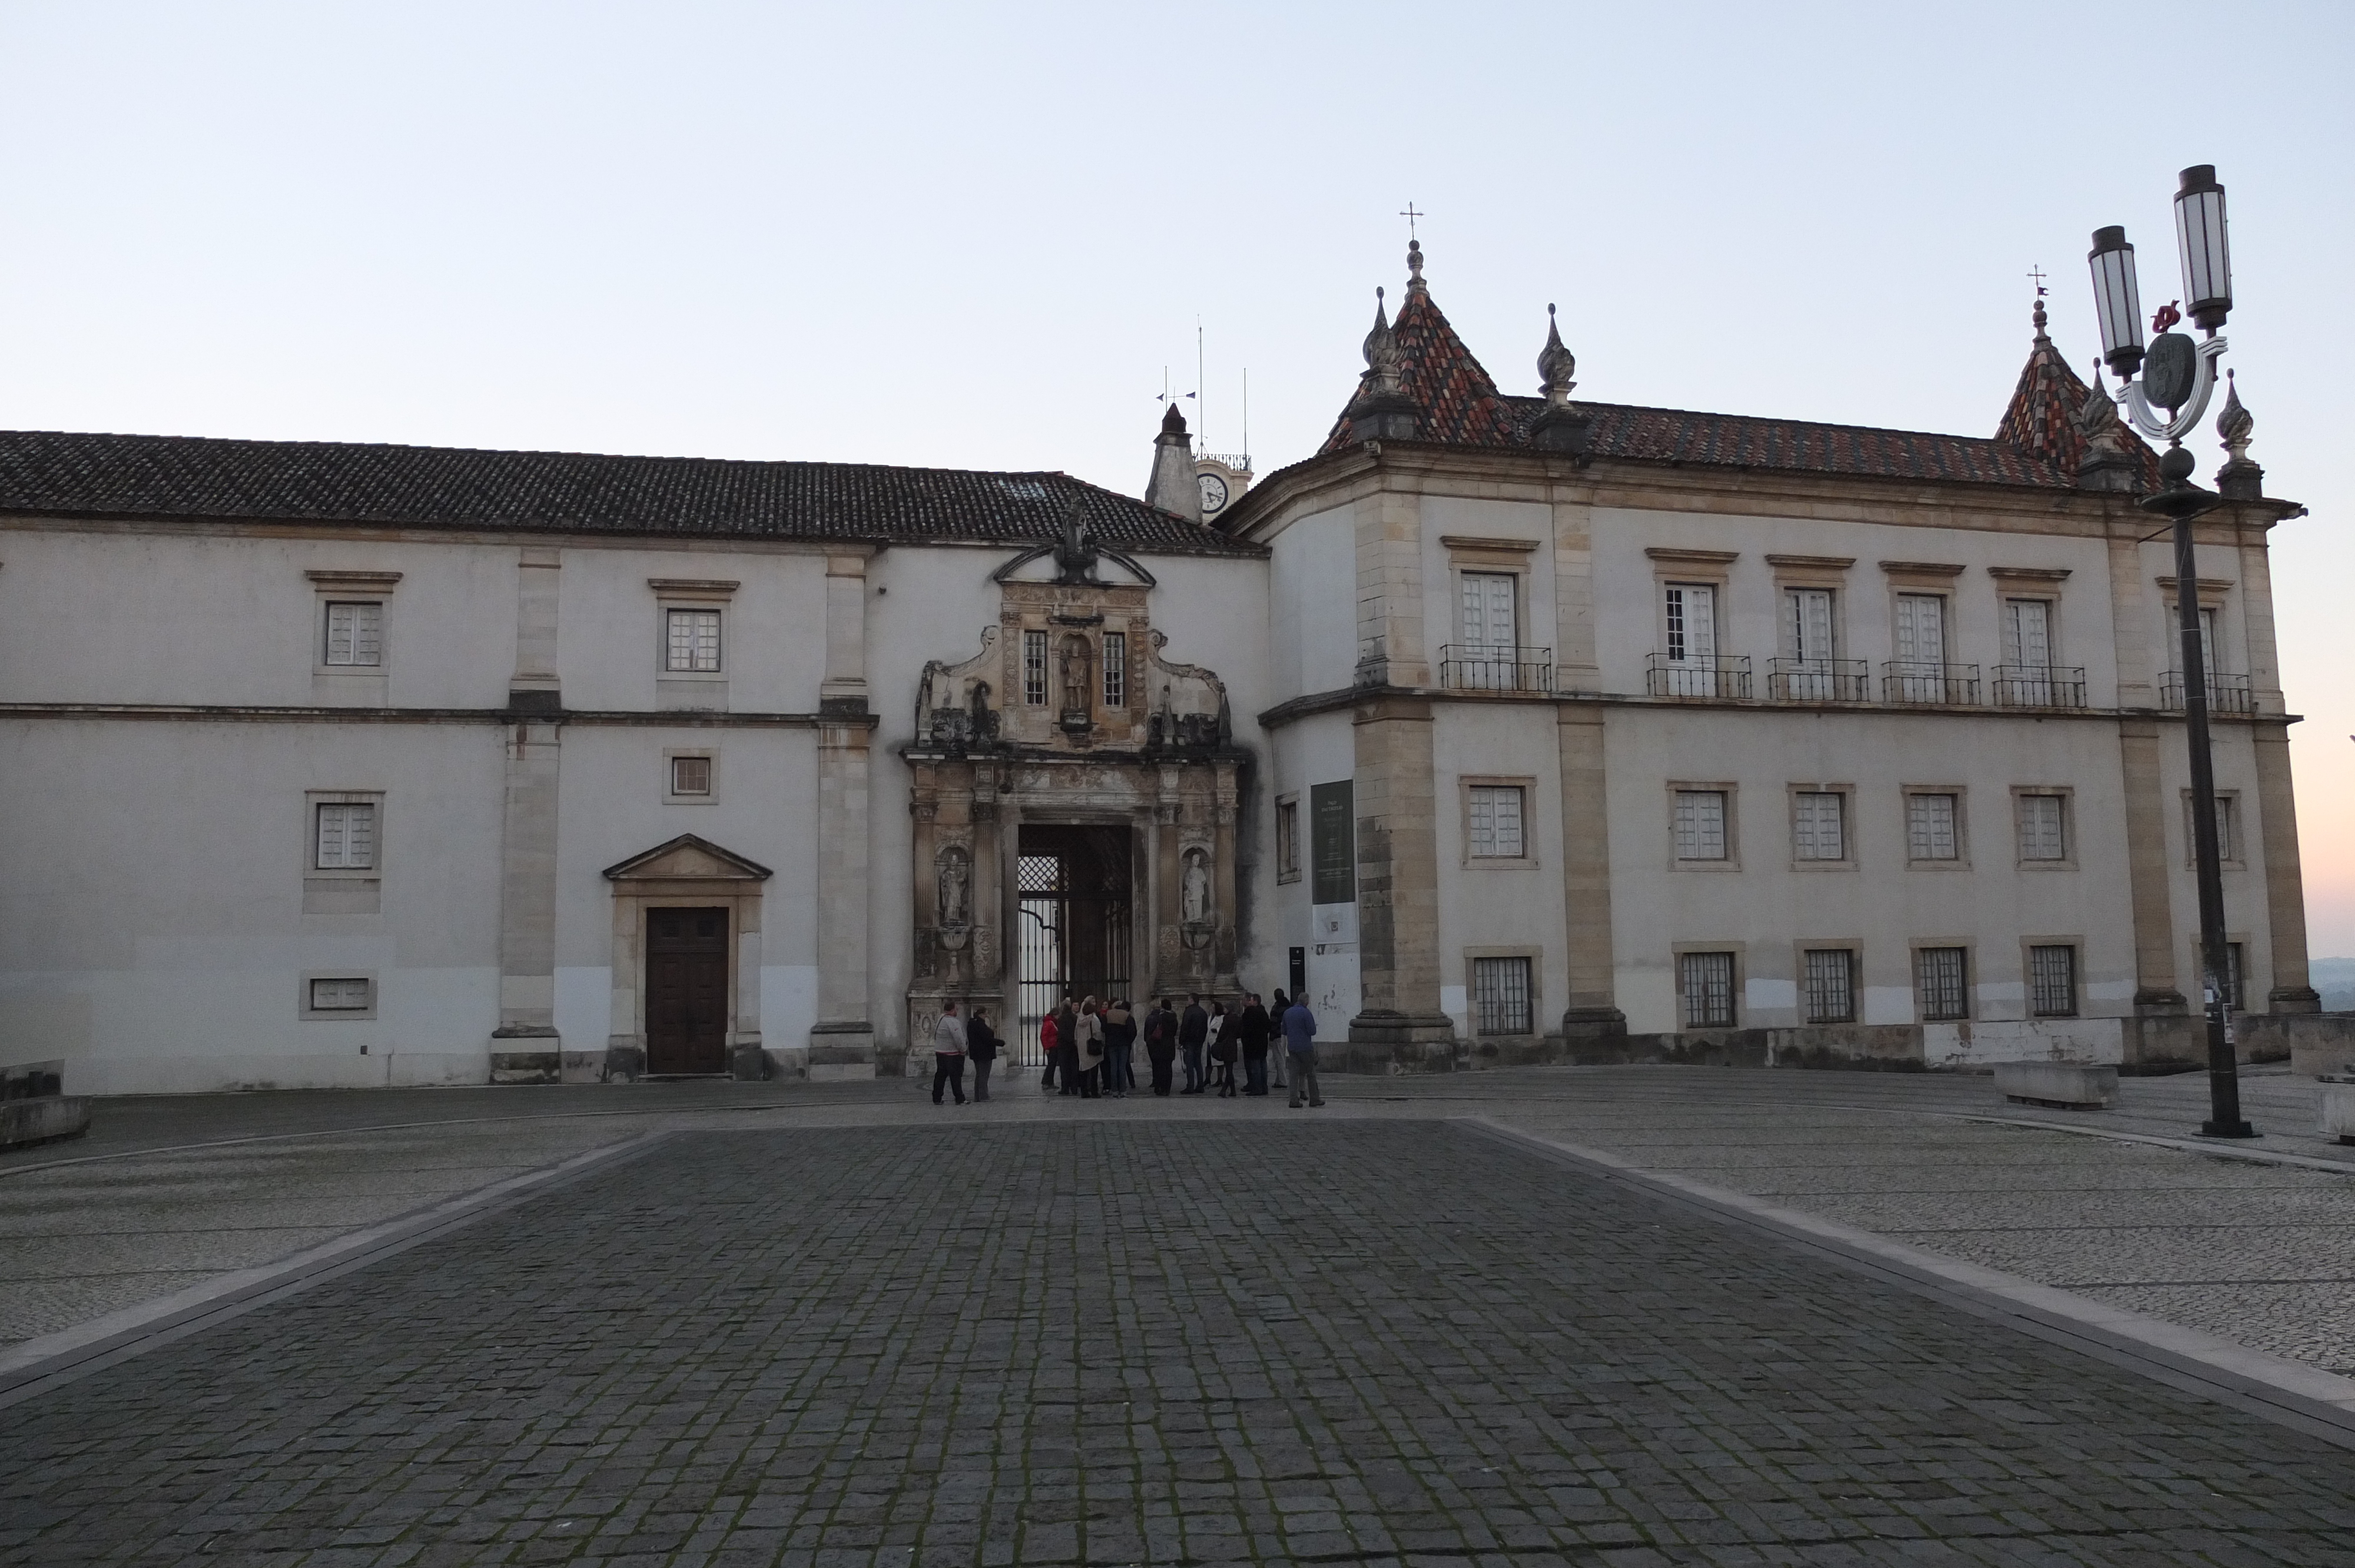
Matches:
[[0, 430, 1263, 555], [1317, 269, 2150, 493], [1994, 311, 2161, 490]]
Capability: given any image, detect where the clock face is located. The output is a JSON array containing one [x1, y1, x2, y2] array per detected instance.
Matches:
[[1197, 471, 1230, 514]]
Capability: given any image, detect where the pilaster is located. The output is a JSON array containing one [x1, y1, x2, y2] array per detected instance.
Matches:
[[2102, 531, 2155, 710], [820, 551, 871, 710], [2251, 723, 2320, 1012], [492, 547, 564, 1081], [2117, 716, 2184, 1012], [1348, 692, 1452, 1058], [810, 714, 877, 1075], [1555, 708, 1624, 1039], [1352, 488, 1431, 689], [1549, 487, 1600, 693]]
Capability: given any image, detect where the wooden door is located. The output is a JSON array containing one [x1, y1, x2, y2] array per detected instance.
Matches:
[[646, 906, 729, 1074]]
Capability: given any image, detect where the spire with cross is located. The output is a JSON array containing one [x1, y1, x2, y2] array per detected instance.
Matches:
[[2028, 264, 2049, 338]]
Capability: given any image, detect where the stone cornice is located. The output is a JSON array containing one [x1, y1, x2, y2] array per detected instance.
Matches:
[[1251, 685, 2298, 732], [0, 702, 868, 727]]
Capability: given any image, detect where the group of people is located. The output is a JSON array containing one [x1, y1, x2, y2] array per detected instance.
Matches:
[[928, 992, 1324, 1108]]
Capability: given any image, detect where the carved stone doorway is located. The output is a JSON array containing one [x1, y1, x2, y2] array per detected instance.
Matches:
[[1014, 824, 1132, 1066]]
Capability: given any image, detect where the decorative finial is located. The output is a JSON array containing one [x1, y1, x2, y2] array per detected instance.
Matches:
[[2214, 368, 2263, 499], [1537, 303, 1577, 407], [1361, 287, 1402, 393], [1405, 238, 1426, 294], [2072, 360, 2141, 493], [2028, 264, 2049, 341]]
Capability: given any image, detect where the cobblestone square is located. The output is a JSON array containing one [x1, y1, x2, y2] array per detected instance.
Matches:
[[4, 1119, 2353, 1566]]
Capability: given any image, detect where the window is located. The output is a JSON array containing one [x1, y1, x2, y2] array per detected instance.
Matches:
[[665, 609, 722, 673], [309, 976, 372, 1012], [323, 602, 383, 667], [1468, 785, 1525, 858], [1673, 790, 1729, 861], [1786, 588, 1835, 662], [1102, 631, 1126, 707], [671, 755, 712, 796], [2220, 942, 2245, 1011], [2199, 605, 2220, 676], [1680, 952, 1736, 1028], [1275, 798, 1300, 883], [1895, 593, 1946, 666], [2183, 792, 2241, 864], [1916, 947, 1969, 1021], [1803, 949, 1855, 1024], [1023, 630, 1049, 706], [314, 802, 376, 870], [1664, 583, 1717, 664], [1906, 793, 1960, 861], [1472, 956, 1533, 1035], [1793, 791, 1846, 862], [2003, 598, 2054, 669], [2018, 794, 2068, 862], [2029, 944, 2078, 1016], [1460, 572, 1518, 649]]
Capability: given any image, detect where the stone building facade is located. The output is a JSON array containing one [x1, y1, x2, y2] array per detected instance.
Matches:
[[0, 245, 2337, 1092]]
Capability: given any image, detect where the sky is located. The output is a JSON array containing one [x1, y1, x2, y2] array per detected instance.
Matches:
[[3, 1, 2349, 954]]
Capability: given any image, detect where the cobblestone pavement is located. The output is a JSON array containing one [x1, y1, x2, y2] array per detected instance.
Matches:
[[6, 1120, 2355, 1567]]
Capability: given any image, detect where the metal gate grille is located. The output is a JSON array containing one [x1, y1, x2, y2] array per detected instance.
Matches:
[[1014, 831, 1131, 1067], [1016, 855, 1065, 1067]]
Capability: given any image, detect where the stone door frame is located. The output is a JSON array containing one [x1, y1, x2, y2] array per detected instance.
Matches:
[[600, 834, 773, 1081]]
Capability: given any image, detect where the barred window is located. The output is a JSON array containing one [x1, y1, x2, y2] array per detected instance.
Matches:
[[1906, 793, 1959, 861], [1793, 792, 1846, 861], [1916, 947, 1968, 1021], [1673, 790, 1728, 861], [2018, 794, 2068, 862], [309, 977, 371, 1011], [665, 608, 722, 672], [1680, 951, 1735, 1028], [2029, 944, 2078, 1016], [314, 802, 376, 870], [1023, 630, 1049, 705], [1803, 948, 1855, 1023], [1102, 631, 1126, 707], [670, 755, 712, 796], [1469, 786, 1525, 858], [323, 602, 383, 666], [1472, 956, 1533, 1035]]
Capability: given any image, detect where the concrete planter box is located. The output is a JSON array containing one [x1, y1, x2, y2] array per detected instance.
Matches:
[[0, 1095, 90, 1150], [2320, 1078, 2355, 1146], [1995, 1060, 2117, 1110]]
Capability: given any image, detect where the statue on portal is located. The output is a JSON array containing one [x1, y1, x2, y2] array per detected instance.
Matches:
[[1059, 634, 1092, 717], [1181, 848, 1211, 923], [937, 845, 971, 928]]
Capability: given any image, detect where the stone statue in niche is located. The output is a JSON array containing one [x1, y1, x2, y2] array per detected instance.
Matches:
[[937, 845, 971, 928], [968, 680, 995, 739], [1059, 634, 1092, 717], [1181, 848, 1211, 923]]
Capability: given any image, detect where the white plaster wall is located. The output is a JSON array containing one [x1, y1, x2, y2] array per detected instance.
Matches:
[[0, 525, 519, 708], [1264, 502, 1357, 700], [0, 717, 505, 1092], [556, 545, 831, 713], [1429, 702, 1568, 1038], [1601, 705, 2141, 1036], [1266, 710, 1359, 1023]]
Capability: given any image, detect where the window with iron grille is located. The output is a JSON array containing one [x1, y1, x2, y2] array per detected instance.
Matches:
[[1472, 956, 1533, 1035], [1023, 630, 1049, 705], [665, 608, 722, 672], [1102, 632, 1126, 707], [1680, 951, 1735, 1028], [1673, 790, 1728, 861], [1916, 947, 1968, 1021], [2029, 944, 2077, 1016], [309, 976, 372, 1012], [670, 755, 712, 796], [323, 602, 383, 666], [1468, 786, 1525, 858], [1803, 948, 1855, 1023], [314, 802, 376, 870], [1906, 792, 1959, 861], [2017, 794, 2068, 861], [1275, 799, 1299, 882], [1793, 791, 1846, 861]]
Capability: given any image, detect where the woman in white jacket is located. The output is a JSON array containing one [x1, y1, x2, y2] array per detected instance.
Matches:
[[1075, 998, 1107, 1098]]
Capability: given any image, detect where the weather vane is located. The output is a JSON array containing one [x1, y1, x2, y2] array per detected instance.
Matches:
[[2026, 264, 2047, 297]]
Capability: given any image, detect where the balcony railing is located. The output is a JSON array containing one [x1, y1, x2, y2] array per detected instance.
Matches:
[[1765, 658, 1869, 703], [2160, 670, 2254, 714], [1992, 665, 2088, 709], [1646, 653, 1752, 700], [1881, 660, 1981, 705], [1437, 643, 1553, 693]]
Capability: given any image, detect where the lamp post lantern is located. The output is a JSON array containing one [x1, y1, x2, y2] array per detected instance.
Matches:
[[2085, 164, 2254, 1138]]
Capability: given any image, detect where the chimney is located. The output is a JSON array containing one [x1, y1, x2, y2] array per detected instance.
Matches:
[[1146, 404, 1204, 521]]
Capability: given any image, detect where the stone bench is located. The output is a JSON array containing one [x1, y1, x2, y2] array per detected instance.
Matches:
[[1, 1057, 91, 1151], [1994, 1059, 2117, 1111], [2321, 1076, 2355, 1146]]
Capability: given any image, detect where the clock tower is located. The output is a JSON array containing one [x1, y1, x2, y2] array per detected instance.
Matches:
[[1192, 452, 1251, 522]]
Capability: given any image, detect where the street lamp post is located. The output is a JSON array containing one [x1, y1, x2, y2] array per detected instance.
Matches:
[[2085, 165, 2254, 1138]]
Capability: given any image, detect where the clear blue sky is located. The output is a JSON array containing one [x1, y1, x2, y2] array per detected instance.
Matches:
[[5, 1, 2349, 949]]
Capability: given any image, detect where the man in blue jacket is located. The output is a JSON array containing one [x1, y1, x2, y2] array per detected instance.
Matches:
[[1281, 997, 1324, 1108]]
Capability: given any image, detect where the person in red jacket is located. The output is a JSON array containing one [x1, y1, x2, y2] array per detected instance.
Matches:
[[1038, 1010, 1060, 1093]]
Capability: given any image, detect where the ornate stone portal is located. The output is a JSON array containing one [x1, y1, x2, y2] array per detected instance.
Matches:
[[903, 530, 1246, 1064]]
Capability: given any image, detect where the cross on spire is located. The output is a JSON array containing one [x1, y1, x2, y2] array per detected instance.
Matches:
[[1399, 202, 1424, 241], [2026, 264, 2048, 297]]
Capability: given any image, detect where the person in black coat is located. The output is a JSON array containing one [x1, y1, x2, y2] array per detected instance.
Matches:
[[1143, 998, 1179, 1095], [966, 1008, 1001, 1102], [1236, 994, 1272, 1096], [1178, 995, 1210, 1094]]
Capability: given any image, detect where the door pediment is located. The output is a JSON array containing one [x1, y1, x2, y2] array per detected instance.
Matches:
[[602, 833, 774, 883]]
